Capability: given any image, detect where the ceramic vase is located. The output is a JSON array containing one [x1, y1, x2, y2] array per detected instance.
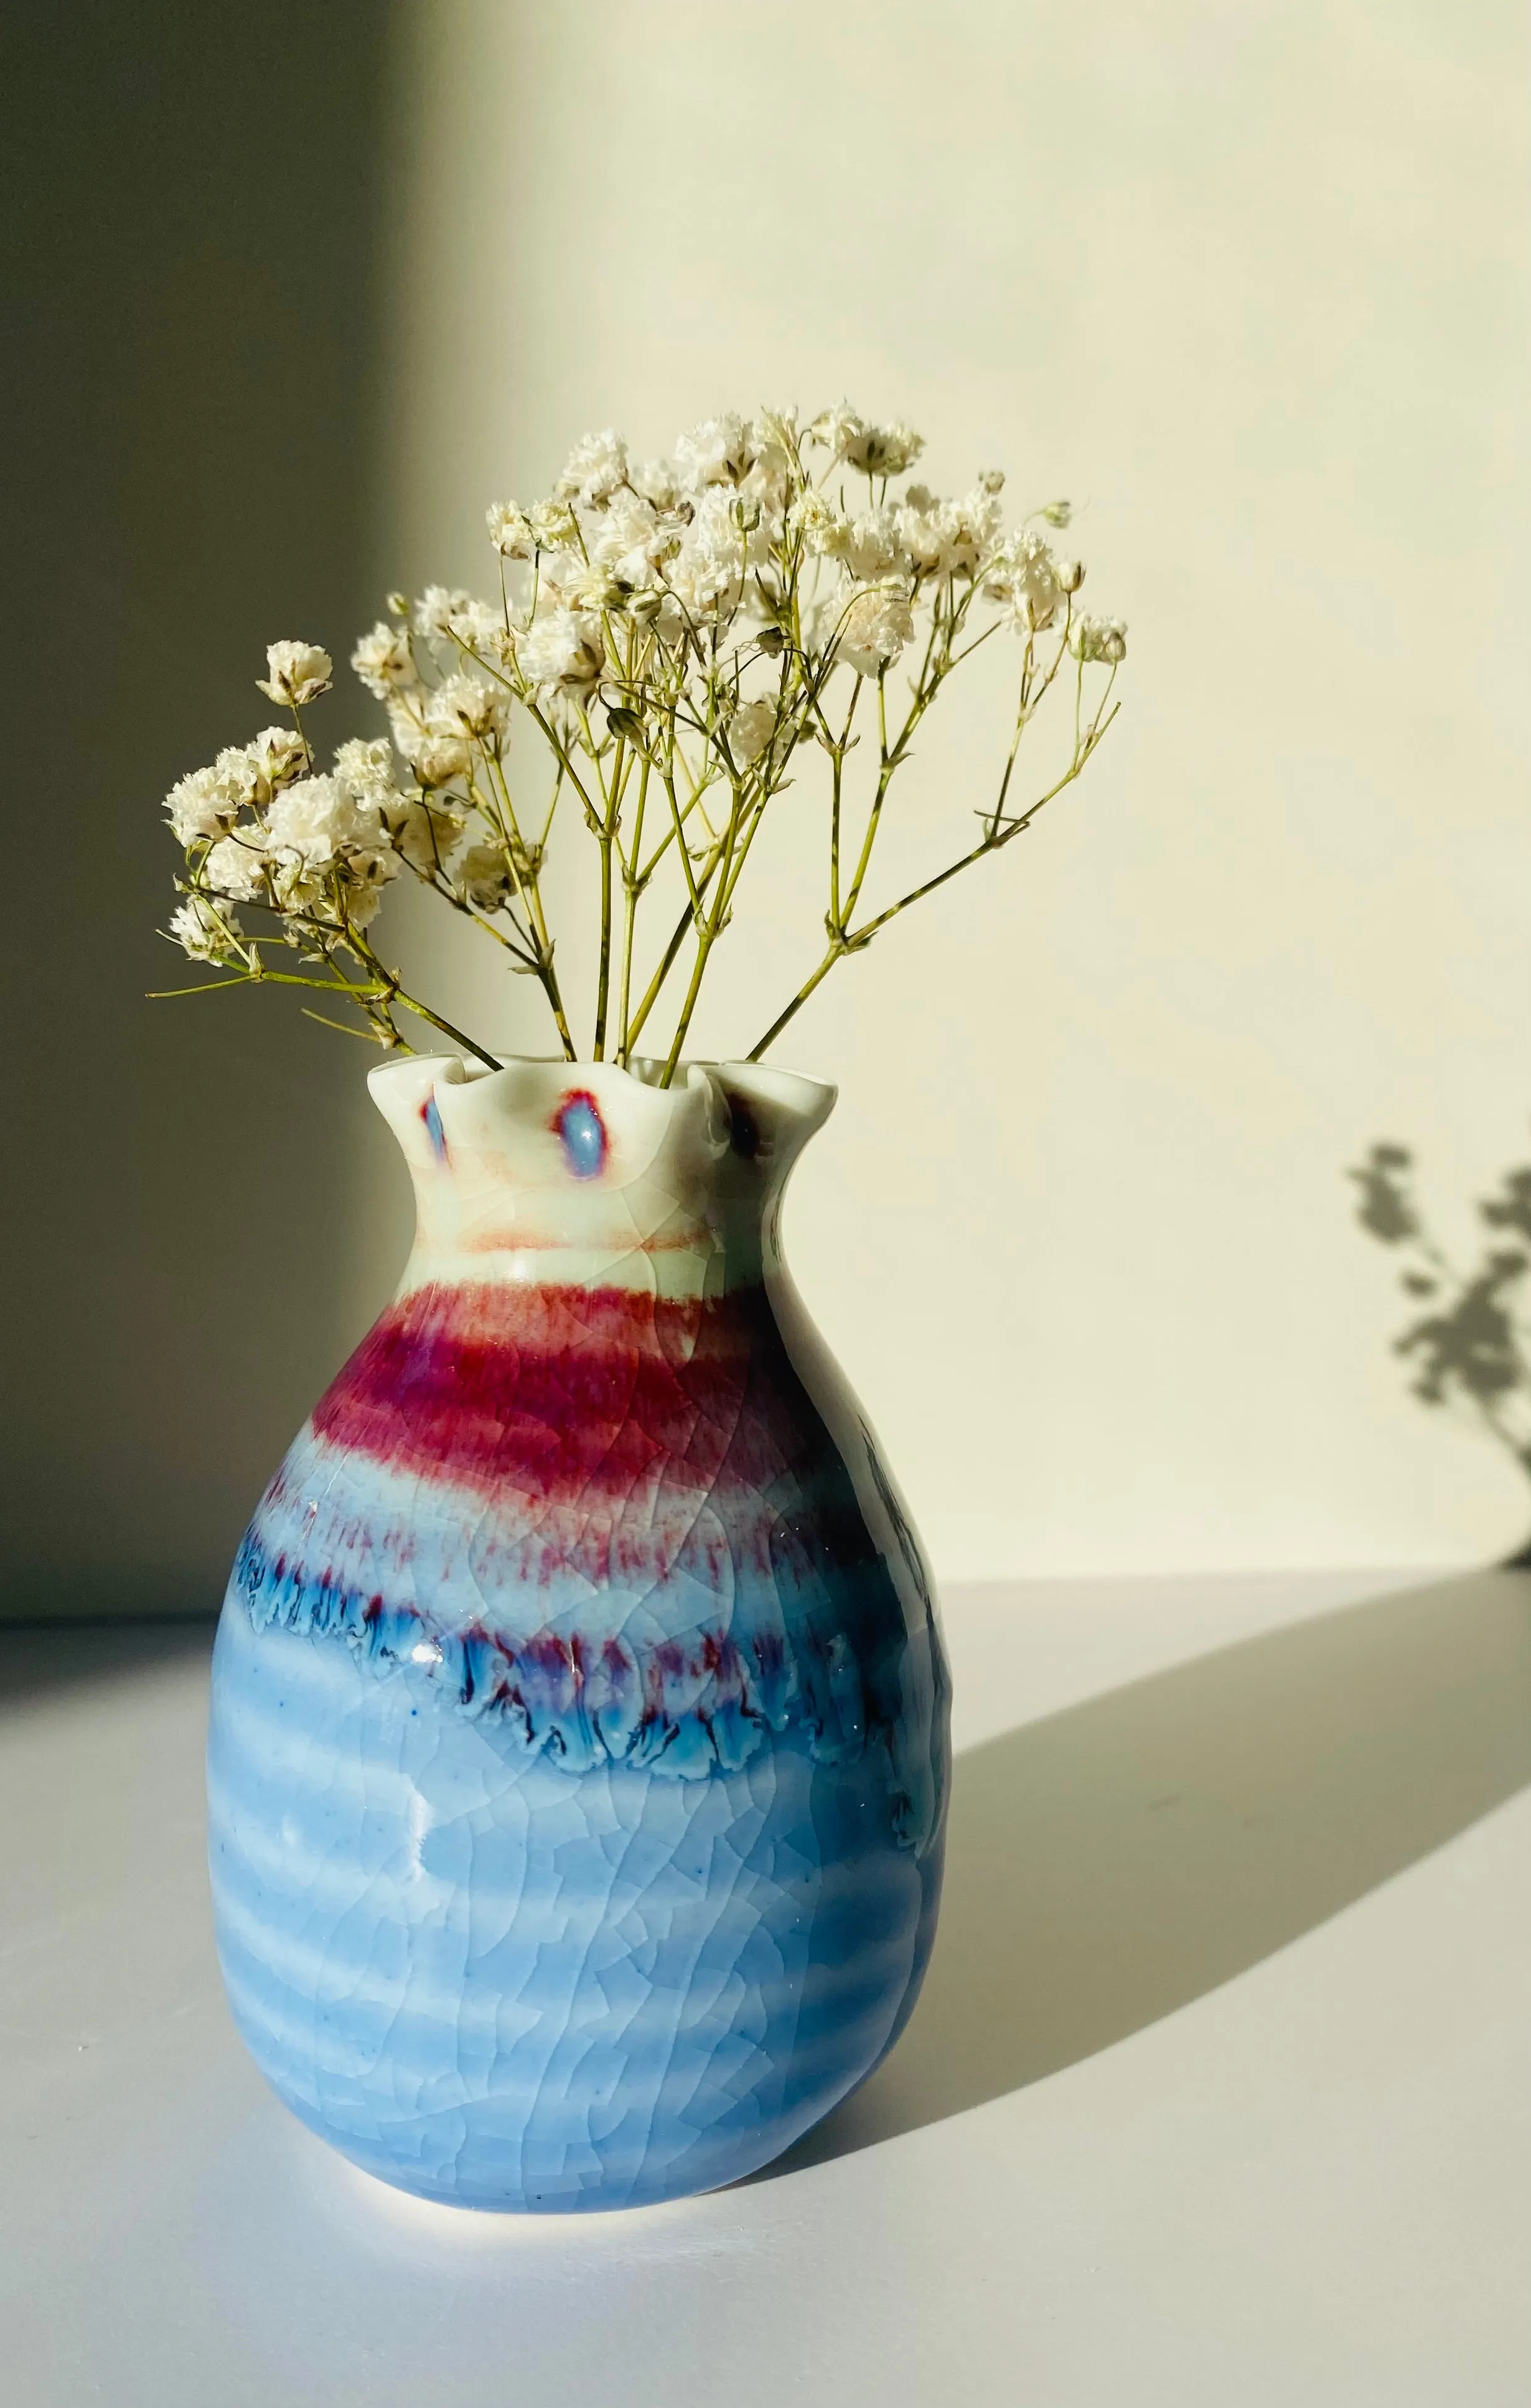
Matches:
[[207, 1054, 950, 2212]]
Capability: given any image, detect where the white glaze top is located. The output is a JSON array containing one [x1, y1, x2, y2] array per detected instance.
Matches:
[[368, 1054, 836, 1299]]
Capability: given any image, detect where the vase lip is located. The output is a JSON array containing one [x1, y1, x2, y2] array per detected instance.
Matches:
[[365, 1053, 837, 1267], [367, 1050, 837, 1132]]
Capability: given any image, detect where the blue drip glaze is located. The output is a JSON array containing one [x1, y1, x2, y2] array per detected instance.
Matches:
[[228, 1518, 912, 1787], [421, 1094, 448, 1162], [556, 1091, 606, 1179]]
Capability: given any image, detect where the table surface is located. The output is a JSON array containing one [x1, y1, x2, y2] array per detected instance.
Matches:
[[4, 1566, 1530, 2408]]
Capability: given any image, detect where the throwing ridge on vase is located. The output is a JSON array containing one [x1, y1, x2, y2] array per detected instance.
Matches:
[[208, 1055, 951, 2212]]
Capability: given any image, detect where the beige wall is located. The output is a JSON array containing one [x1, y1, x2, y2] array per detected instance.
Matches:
[[382, 3, 1529, 1578]]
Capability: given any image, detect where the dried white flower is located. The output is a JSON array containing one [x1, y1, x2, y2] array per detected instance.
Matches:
[[894, 485, 998, 581], [256, 639, 332, 707], [249, 725, 309, 791], [1070, 614, 1126, 665], [812, 407, 924, 479], [977, 468, 1006, 496], [792, 489, 853, 558], [632, 458, 682, 510], [164, 764, 239, 844], [666, 486, 747, 615], [843, 419, 923, 479], [486, 501, 536, 558], [204, 830, 270, 901], [528, 499, 579, 552], [838, 583, 915, 677], [516, 608, 606, 696], [589, 490, 672, 589], [412, 586, 475, 649], [266, 773, 378, 867], [170, 895, 244, 962], [842, 506, 906, 583], [988, 525, 1063, 628], [429, 672, 508, 742], [1039, 500, 1072, 529], [380, 794, 464, 878], [674, 413, 755, 492], [273, 848, 391, 929], [540, 553, 622, 615], [958, 485, 1006, 556], [808, 402, 862, 458], [739, 434, 794, 528], [334, 735, 399, 806], [350, 621, 417, 700], [458, 840, 515, 910], [207, 746, 263, 812], [447, 596, 505, 653], [417, 738, 472, 787], [897, 491, 956, 578], [729, 698, 777, 767], [344, 847, 401, 900], [334, 734, 395, 790], [555, 429, 629, 507]]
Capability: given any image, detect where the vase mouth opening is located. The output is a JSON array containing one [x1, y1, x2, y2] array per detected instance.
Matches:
[[365, 1051, 837, 1223], [370, 1050, 835, 1127], [406, 1051, 828, 1097]]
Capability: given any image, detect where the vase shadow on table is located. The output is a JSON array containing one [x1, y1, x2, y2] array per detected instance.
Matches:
[[761, 1565, 1531, 2179]]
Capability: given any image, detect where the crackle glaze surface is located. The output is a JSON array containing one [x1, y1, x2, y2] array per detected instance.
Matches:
[[207, 1055, 950, 2213]]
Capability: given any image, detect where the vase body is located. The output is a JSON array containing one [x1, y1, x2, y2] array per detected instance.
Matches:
[[207, 1054, 949, 2212]]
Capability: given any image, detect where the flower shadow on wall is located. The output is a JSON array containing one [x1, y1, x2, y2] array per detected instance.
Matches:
[[1349, 1142, 1531, 1568], [756, 1566, 1531, 2178]]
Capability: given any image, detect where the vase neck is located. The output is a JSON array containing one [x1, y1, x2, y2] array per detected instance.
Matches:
[[367, 1053, 835, 1300]]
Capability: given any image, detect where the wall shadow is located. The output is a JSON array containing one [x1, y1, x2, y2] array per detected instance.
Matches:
[[764, 1566, 1531, 2175], [1, 2, 406, 1624], [0, 1619, 216, 1711]]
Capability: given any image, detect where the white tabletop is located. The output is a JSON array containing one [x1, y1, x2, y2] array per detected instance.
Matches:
[[4, 1567, 1530, 2407]]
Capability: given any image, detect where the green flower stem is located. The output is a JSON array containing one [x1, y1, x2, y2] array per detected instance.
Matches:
[[657, 911, 718, 1087], [742, 942, 845, 1064], [346, 926, 502, 1068], [390, 989, 503, 1069], [616, 753, 652, 1066], [589, 693, 640, 1061], [480, 750, 576, 1060], [828, 677, 861, 927], [747, 728, 1109, 1063], [151, 949, 497, 1068], [622, 834, 729, 1057]]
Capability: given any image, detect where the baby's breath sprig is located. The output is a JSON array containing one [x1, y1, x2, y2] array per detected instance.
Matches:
[[154, 404, 1126, 1078]]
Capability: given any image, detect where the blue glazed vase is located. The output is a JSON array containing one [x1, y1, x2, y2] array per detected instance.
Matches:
[[207, 1055, 950, 2212]]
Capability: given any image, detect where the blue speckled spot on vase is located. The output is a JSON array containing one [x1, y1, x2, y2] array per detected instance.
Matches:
[[554, 1088, 607, 1178]]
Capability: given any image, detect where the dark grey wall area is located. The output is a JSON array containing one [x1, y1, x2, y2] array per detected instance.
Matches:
[[1, 6, 409, 1619]]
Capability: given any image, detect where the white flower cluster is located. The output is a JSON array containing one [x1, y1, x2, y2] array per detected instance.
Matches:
[[1069, 614, 1128, 664], [156, 403, 1126, 1073], [161, 647, 466, 965], [449, 403, 1106, 730], [255, 640, 333, 708]]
